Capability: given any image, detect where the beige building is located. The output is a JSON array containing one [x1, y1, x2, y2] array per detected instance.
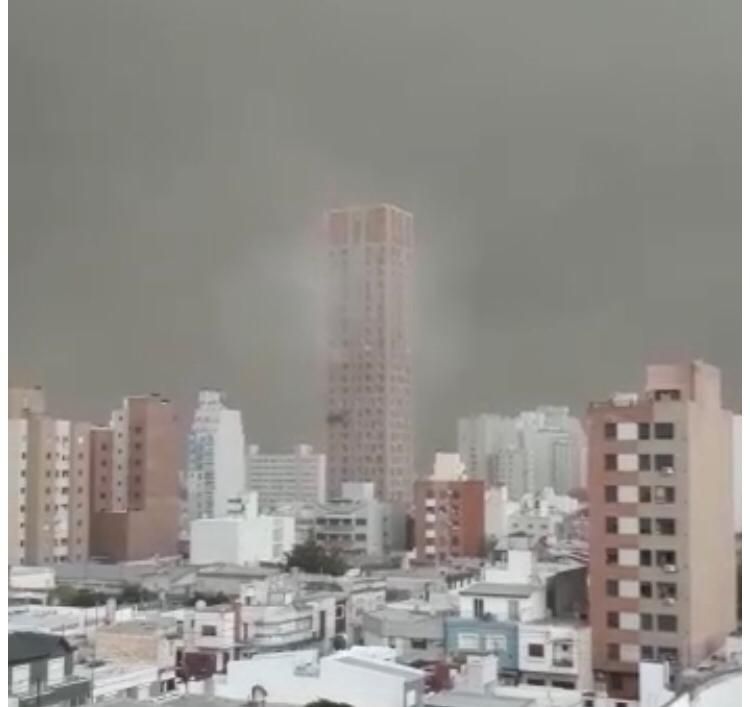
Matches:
[[325, 204, 415, 505], [8, 386, 91, 565], [587, 361, 736, 701], [90, 394, 181, 562]]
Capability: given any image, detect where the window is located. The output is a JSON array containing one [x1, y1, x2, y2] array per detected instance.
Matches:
[[655, 454, 674, 471], [638, 423, 651, 440], [640, 550, 653, 566], [640, 614, 653, 631], [656, 519, 676, 535], [201, 625, 217, 636], [654, 423, 675, 439], [638, 454, 651, 471], [473, 598, 484, 618], [657, 615, 678, 632], [457, 632, 479, 650], [657, 647, 679, 662], [528, 643, 545, 658], [606, 548, 618, 565], [642, 646, 655, 659], [607, 612, 619, 628], [606, 580, 618, 597], [640, 582, 653, 598], [551, 681, 575, 690], [656, 550, 676, 567], [411, 639, 427, 649], [639, 518, 652, 535], [605, 454, 617, 471], [607, 644, 619, 661], [657, 583, 677, 600], [604, 422, 617, 439], [526, 678, 545, 686], [605, 517, 618, 533], [655, 486, 675, 504], [639, 487, 652, 503], [605, 486, 617, 502]]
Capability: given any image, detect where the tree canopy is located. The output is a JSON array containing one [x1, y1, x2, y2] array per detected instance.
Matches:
[[285, 538, 348, 576]]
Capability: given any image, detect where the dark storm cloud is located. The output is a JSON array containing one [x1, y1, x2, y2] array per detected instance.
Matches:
[[10, 0, 740, 465]]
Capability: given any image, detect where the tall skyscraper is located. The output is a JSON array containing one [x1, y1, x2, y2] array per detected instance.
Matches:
[[8, 386, 91, 565], [325, 204, 414, 505], [186, 390, 246, 520], [90, 394, 181, 561], [587, 361, 735, 701]]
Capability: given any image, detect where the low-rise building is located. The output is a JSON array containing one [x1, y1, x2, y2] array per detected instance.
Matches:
[[362, 606, 447, 662], [8, 632, 91, 707], [8, 567, 55, 605]]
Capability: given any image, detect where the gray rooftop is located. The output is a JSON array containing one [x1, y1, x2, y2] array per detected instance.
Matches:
[[460, 583, 539, 598]]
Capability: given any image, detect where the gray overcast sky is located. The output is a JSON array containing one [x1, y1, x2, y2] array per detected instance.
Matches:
[[10, 0, 740, 465]]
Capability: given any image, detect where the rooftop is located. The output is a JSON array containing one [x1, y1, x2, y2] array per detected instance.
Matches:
[[334, 655, 424, 680], [9, 632, 73, 665], [460, 582, 540, 598]]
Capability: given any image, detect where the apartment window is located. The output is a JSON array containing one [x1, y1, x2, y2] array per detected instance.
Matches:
[[639, 487, 652, 503], [656, 550, 676, 567], [473, 598, 484, 618], [411, 639, 427, 649], [605, 454, 617, 471], [657, 583, 677, 600], [641, 614, 653, 631], [638, 454, 651, 471], [605, 486, 617, 502], [604, 422, 617, 439], [606, 549, 618, 565], [655, 487, 676, 504], [607, 612, 619, 628], [641, 646, 655, 660], [639, 518, 652, 535], [640, 550, 653, 567], [605, 517, 618, 534], [657, 615, 678, 632], [656, 519, 676, 536], [638, 423, 651, 440], [606, 580, 618, 597], [657, 647, 679, 662], [607, 644, 619, 661], [654, 423, 675, 440], [655, 454, 674, 471], [201, 625, 217, 636], [528, 644, 545, 658], [640, 582, 653, 598]]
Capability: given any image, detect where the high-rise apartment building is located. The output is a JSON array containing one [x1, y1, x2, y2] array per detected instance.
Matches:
[[325, 204, 414, 505], [246, 444, 326, 510], [186, 390, 246, 520], [8, 387, 91, 565], [587, 361, 735, 701], [90, 394, 181, 561], [458, 407, 586, 498], [413, 454, 485, 562]]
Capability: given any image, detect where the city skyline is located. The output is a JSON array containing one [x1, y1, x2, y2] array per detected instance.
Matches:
[[10, 1, 739, 471]]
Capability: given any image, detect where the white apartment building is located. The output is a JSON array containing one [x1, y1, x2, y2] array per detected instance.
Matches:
[[246, 444, 326, 510], [189, 492, 295, 566], [186, 390, 246, 520], [314, 482, 384, 558], [458, 407, 587, 498], [518, 620, 592, 690]]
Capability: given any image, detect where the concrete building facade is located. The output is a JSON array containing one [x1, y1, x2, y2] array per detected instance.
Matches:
[[326, 204, 415, 505], [587, 361, 736, 701], [186, 390, 246, 520]]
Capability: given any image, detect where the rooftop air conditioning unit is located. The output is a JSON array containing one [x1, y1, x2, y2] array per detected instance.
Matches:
[[663, 564, 677, 573]]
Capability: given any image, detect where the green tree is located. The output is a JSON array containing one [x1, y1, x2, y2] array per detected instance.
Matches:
[[285, 538, 348, 576]]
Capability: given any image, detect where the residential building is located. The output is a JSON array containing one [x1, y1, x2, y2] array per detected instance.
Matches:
[[732, 415, 741, 532], [326, 204, 415, 505], [8, 387, 91, 565], [484, 486, 519, 545], [77, 661, 171, 703], [186, 391, 246, 521], [189, 492, 294, 566], [414, 455, 485, 562], [272, 501, 318, 544], [587, 361, 736, 701], [8, 632, 90, 707], [90, 394, 181, 562], [314, 482, 385, 558], [458, 407, 587, 498], [362, 606, 447, 663], [246, 444, 326, 510], [505, 488, 580, 546], [9, 566, 55, 605]]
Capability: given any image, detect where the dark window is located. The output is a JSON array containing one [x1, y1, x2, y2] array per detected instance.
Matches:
[[605, 486, 618, 502], [640, 582, 653, 598], [473, 598, 484, 618], [655, 486, 675, 504], [639, 454, 651, 471], [657, 647, 679, 662], [639, 487, 652, 503], [607, 612, 619, 628], [638, 423, 651, 440], [605, 454, 617, 471], [656, 519, 676, 536], [606, 517, 618, 533], [526, 678, 545, 686], [604, 423, 617, 439], [411, 639, 427, 649], [655, 390, 681, 401], [606, 580, 618, 597], [656, 550, 676, 566], [657, 583, 677, 600], [657, 615, 678, 632], [528, 644, 544, 658], [610, 674, 623, 690], [640, 550, 652, 566], [201, 625, 217, 637], [641, 614, 653, 631], [654, 423, 675, 440], [641, 646, 654, 659], [607, 644, 619, 661], [639, 518, 652, 535], [606, 548, 618, 565], [655, 454, 674, 471]]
